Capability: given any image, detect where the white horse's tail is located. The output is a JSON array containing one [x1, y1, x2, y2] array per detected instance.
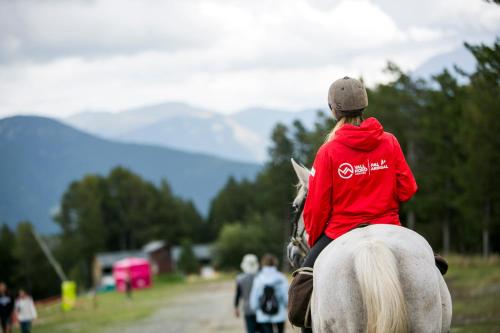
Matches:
[[354, 240, 408, 333]]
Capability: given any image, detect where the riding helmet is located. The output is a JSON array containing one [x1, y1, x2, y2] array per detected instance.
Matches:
[[328, 76, 368, 113]]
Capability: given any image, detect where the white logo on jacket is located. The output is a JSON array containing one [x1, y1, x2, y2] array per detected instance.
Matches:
[[370, 159, 389, 171], [338, 163, 354, 179], [354, 164, 368, 175], [338, 159, 389, 179]]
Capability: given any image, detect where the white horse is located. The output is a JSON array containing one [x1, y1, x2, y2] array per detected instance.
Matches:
[[289, 159, 452, 333]]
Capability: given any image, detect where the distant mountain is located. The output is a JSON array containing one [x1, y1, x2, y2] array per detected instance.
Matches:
[[117, 114, 265, 162], [0, 116, 260, 232], [413, 46, 476, 80], [64, 103, 319, 162], [230, 107, 320, 140], [67, 102, 216, 137]]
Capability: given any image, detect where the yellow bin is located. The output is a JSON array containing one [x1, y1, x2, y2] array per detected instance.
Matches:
[[61, 281, 77, 311]]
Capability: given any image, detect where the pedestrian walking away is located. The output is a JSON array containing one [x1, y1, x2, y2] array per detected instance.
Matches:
[[250, 254, 288, 333], [234, 254, 261, 333]]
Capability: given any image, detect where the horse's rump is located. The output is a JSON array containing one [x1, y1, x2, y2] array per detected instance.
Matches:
[[311, 224, 451, 333]]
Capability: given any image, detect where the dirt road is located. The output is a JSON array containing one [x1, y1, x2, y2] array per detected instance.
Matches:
[[106, 280, 299, 333]]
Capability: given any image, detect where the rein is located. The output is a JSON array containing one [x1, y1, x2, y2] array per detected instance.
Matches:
[[291, 196, 306, 238], [290, 195, 309, 256]]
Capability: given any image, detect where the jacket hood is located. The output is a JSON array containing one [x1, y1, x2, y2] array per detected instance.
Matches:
[[335, 117, 383, 151]]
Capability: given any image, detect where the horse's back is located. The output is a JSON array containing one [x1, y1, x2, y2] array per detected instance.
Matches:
[[312, 224, 451, 333]]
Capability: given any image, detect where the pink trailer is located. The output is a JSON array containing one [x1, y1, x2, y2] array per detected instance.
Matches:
[[113, 257, 152, 292]]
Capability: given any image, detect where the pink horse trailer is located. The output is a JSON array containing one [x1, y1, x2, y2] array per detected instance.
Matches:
[[113, 257, 152, 292]]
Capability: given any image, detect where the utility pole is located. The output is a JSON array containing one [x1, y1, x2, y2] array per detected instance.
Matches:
[[31, 230, 68, 282], [32, 229, 77, 311]]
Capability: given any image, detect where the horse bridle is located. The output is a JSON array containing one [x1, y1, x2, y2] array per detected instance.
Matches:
[[290, 195, 310, 256]]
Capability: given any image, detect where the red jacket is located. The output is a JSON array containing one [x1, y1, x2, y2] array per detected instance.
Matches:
[[303, 117, 417, 247]]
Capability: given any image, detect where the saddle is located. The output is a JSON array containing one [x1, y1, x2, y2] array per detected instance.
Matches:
[[288, 267, 313, 328]]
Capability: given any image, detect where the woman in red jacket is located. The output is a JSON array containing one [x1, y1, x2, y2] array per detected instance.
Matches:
[[304, 76, 417, 253], [300, 76, 417, 268], [288, 77, 446, 330]]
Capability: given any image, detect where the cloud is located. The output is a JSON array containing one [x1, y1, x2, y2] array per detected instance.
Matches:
[[0, 0, 406, 66], [407, 27, 452, 43], [0, 43, 454, 116], [0, 0, 499, 117], [0, 0, 221, 62]]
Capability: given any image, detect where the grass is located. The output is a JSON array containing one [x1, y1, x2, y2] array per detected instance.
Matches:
[[12, 259, 500, 333], [446, 255, 500, 333], [32, 273, 188, 333], [28, 273, 236, 333]]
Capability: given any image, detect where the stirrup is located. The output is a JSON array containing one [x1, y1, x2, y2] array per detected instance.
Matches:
[[292, 267, 314, 277]]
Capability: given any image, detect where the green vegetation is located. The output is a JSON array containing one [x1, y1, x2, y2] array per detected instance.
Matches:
[[177, 240, 200, 274], [31, 273, 240, 333], [0, 168, 205, 298], [214, 213, 283, 269], [34, 274, 187, 333], [0, 223, 61, 298], [53, 167, 205, 288], [446, 256, 500, 332]]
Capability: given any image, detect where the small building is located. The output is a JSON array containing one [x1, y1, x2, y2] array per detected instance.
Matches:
[[93, 250, 147, 288], [93, 242, 213, 287], [142, 240, 173, 275], [171, 243, 214, 269]]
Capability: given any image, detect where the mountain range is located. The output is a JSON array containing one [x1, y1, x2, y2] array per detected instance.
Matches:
[[0, 116, 260, 232], [1, 45, 475, 233], [63, 103, 319, 163], [62, 46, 477, 163]]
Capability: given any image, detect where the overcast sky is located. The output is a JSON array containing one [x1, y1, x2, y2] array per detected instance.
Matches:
[[0, 0, 499, 118]]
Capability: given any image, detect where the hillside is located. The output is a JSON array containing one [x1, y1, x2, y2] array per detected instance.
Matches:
[[64, 102, 319, 162], [0, 116, 260, 232]]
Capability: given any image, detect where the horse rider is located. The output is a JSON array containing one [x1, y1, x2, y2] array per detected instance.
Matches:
[[288, 77, 448, 331]]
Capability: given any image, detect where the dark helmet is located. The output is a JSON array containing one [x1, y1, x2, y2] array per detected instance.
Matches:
[[328, 76, 368, 115]]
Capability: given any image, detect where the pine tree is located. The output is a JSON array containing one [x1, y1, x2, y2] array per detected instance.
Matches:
[[177, 240, 200, 274]]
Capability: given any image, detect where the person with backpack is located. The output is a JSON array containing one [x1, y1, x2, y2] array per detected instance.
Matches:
[[234, 254, 261, 333], [249, 254, 288, 333]]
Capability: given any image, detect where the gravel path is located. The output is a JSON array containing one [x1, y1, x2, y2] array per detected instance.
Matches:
[[106, 280, 299, 333]]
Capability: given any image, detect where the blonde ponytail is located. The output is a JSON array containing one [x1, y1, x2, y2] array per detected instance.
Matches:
[[325, 116, 363, 143]]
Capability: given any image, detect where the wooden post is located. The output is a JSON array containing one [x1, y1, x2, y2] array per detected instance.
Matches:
[[482, 199, 491, 258]]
